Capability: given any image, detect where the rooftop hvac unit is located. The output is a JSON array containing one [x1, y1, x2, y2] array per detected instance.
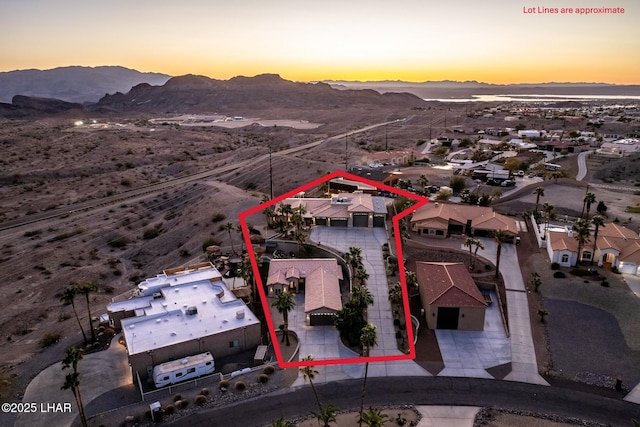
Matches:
[[186, 306, 198, 316], [236, 310, 245, 319]]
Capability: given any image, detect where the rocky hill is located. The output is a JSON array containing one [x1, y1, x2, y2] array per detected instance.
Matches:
[[93, 73, 427, 115], [0, 66, 171, 103]]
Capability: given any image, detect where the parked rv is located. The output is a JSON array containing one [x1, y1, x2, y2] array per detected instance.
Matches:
[[153, 352, 215, 388]]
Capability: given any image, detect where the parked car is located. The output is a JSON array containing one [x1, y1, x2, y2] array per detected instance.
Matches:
[[501, 180, 515, 187]]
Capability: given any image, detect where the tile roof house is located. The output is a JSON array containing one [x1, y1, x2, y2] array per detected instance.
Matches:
[[282, 192, 387, 228], [415, 262, 487, 330], [411, 202, 518, 240], [266, 258, 344, 326], [544, 223, 640, 274]]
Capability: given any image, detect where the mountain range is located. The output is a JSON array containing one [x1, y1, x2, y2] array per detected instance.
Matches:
[[0, 66, 171, 103], [1, 66, 640, 118]]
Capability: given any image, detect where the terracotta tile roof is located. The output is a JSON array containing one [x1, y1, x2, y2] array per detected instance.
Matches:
[[415, 262, 487, 308], [266, 259, 343, 313], [549, 230, 579, 252], [411, 202, 517, 235]]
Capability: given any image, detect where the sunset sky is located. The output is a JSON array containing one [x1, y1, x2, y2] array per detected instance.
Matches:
[[1, 0, 638, 84]]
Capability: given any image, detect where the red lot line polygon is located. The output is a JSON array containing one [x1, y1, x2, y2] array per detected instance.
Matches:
[[238, 170, 428, 368]]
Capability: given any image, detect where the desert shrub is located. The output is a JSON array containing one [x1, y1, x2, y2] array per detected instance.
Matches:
[[164, 405, 175, 415], [570, 268, 590, 276], [234, 381, 247, 391], [194, 394, 207, 405], [263, 365, 275, 375], [553, 271, 566, 278], [179, 248, 190, 257], [258, 374, 269, 384], [172, 393, 182, 402], [601, 278, 610, 287], [144, 409, 152, 419], [120, 178, 132, 187], [219, 380, 229, 390], [109, 235, 129, 248], [142, 227, 160, 240], [39, 332, 61, 348], [58, 313, 71, 322], [178, 399, 189, 409], [200, 387, 210, 396], [202, 237, 222, 252], [211, 212, 226, 222], [551, 262, 560, 270]]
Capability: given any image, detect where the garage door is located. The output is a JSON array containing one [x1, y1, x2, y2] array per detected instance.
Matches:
[[436, 307, 459, 329], [315, 217, 327, 226], [310, 312, 336, 326], [620, 263, 638, 275], [353, 213, 369, 227], [373, 215, 385, 227], [330, 218, 348, 227]]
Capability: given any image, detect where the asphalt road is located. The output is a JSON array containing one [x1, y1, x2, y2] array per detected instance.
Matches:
[[170, 376, 640, 427]]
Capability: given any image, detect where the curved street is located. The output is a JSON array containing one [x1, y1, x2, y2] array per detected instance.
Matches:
[[170, 376, 640, 427]]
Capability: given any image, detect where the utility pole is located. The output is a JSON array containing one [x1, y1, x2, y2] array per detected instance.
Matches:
[[385, 125, 388, 152], [345, 126, 349, 171], [269, 144, 274, 200]]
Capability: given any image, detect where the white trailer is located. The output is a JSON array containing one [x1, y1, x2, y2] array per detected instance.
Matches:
[[153, 352, 215, 388]]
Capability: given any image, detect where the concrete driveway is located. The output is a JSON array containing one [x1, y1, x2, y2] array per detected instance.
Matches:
[[16, 335, 131, 427]]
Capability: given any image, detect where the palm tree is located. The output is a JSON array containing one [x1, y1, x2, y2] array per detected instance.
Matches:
[[360, 407, 390, 427], [77, 283, 97, 343], [351, 286, 374, 313], [359, 324, 378, 427], [533, 186, 545, 214], [299, 355, 322, 412], [277, 203, 293, 231], [60, 286, 87, 344], [530, 272, 542, 293], [472, 239, 485, 269], [492, 230, 511, 280], [388, 282, 403, 307], [572, 218, 591, 265], [61, 347, 87, 427], [354, 268, 370, 288], [417, 174, 429, 192], [312, 404, 337, 427], [272, 291, 296, 346], [235, 224, 245, 254], [263, 206, 276, 228], [464, 237, 476, 267], [223, 222, 236, 254], [582, 192, 596, 219], [590, 214, 605, 266], [345, 246, 364, 276], [271, 418, 295, 427], [542, 201, 554, 238]]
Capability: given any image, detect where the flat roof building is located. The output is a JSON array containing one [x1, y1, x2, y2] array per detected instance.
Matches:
[[107, 263, 261, 385]]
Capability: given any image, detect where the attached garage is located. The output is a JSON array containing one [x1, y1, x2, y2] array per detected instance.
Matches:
[[352, 213, 369, 227], [315, 217, 327, 226], [330, 218, 348, 227], [373, 214, 386, 227], [308, 310, 337, 326]]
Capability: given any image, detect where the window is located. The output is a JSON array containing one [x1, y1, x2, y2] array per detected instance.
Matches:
[[436, 230, 444, 236], [187, 368, 195, 374], [582, 251, 592, 260], [229, 340, 239, 348], [175, 372, 183, 378], [561, 254, 569, 263]]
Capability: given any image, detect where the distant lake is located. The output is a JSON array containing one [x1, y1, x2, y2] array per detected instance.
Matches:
[[423, 94, 640, 103]]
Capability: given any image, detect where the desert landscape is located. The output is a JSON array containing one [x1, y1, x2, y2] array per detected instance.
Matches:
[[1, 72, 639, 427]]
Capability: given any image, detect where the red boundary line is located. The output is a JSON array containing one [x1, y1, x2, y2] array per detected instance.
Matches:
[[238, 170, 429, 368]]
